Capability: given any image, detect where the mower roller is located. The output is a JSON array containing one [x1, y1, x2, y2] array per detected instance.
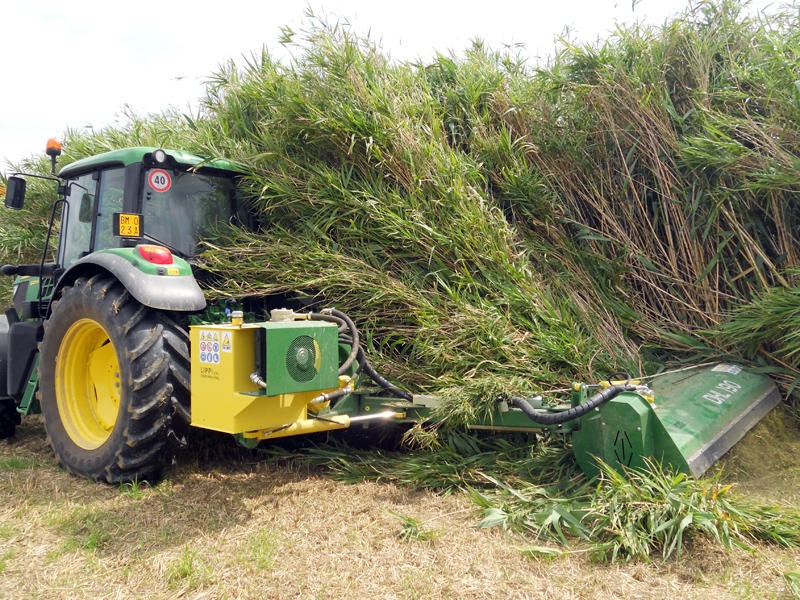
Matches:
[[0, 143, 783, 483]]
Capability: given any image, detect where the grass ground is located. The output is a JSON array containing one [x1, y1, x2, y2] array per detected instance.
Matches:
[[2, 415, 800, 599]]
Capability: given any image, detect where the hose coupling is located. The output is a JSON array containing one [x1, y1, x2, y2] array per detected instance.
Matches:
[[249, 372, 267, 389], [309, 383, 354, 406]]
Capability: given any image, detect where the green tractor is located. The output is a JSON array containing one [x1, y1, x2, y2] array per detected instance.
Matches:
[[1, 143, 421, 484], [0, 144, 255, 482], [0, 143, 784, 485]]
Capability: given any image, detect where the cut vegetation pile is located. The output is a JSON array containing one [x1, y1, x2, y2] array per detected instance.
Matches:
[[3, 0, 800, 562]]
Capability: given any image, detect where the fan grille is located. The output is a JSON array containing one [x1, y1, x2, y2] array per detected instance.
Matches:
[[286, 335, 318, 382]]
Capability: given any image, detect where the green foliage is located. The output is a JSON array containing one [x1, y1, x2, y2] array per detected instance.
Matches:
[[0, 457, 38, 470], [191, 0, 800, 400], [56, 507, 118, 552], [709, 267, 800, 394], [118, 479, 146, 499], [244, 528, 279, 570], [167, 545, 211, 589], [592, 460, 800, 559], [388, 511, 443, 542], [0, 173, 59, 275], [193, 15, 644, 398], [284, 434, 800, 561], [786, 570, 800, 598], [8, 1, 800, 399], [0, 549, 14, 574], [473, 458, 800, 562]]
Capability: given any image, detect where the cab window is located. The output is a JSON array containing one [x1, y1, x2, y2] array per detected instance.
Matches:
[[93, 167, 126, 251], [59, 173, 97, 266], [142, 169, 238, 257]]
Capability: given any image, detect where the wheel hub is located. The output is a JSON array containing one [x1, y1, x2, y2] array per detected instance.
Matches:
[[55, 318, 121, 450]]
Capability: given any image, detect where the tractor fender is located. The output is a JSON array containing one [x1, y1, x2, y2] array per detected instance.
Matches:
[[57, 253, 207, 312]]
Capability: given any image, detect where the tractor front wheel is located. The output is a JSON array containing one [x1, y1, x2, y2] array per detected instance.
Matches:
[[39, 274, 187, 483]]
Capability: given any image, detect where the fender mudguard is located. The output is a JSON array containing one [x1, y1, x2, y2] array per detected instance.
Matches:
[[61, 251, 207, 312]]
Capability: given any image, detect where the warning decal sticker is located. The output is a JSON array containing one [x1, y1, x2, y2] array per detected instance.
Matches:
[[198, 330, 221, 364], [221, 332, 232, 353]]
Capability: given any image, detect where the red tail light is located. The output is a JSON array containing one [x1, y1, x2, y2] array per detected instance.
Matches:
[[137, 244, 173, 265]]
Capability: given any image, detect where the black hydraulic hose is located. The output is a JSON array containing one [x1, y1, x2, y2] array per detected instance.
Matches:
[[309, 308, 412, 401], [333, 309, 361, 376], [356, 347, 413, 401], [308, 384, 355, 409], [309, 310, 360, 375], [508, 383, 637, 426]]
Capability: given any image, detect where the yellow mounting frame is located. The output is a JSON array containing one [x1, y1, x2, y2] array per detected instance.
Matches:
[[189, 322, 349, 440]]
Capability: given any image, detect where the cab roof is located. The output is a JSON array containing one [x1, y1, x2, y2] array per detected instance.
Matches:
[[58, 147, 243, 178]]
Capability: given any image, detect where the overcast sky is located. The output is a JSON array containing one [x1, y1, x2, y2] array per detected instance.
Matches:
[[0, 0, 782, 176]]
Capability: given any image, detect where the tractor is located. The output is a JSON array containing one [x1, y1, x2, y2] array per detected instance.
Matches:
[[1, 142, 429, 484], [1, 142, 251, 482], [0, 142, 782, 484]]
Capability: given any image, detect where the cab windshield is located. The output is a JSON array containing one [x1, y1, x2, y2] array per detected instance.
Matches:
[[142, 169, 238, 257]]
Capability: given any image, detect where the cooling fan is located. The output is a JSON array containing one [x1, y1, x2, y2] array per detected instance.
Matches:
[[263, 321, 339, 395], [285, 335, 321, 383]]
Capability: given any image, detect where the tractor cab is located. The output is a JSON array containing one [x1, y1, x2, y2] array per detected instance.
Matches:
[[5, 144, 246, 267], [3, 145, 248, 318], [53, 147, 245, 266]]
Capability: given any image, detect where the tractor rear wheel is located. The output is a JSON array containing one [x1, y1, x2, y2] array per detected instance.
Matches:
[[38, 274, 189, 483]]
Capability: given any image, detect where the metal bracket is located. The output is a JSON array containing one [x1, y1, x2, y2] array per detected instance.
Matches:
[[17, 353, 40, 415]]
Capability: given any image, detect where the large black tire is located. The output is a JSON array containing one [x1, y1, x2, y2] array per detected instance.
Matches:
[[160, 312, 192, 441], [38, 274, 190, 484]]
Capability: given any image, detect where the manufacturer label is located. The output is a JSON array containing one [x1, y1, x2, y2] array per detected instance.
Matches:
[[702, 379, 742, 405], [711, 363, 742, 375], [199, 366, 219, 380]]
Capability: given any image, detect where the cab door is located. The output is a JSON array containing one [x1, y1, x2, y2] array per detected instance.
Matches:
[[58, 171, 97, 267], [58, 167, 127, 266]]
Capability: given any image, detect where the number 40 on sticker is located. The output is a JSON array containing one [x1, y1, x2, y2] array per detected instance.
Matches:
[[148, 169, 172, 193]]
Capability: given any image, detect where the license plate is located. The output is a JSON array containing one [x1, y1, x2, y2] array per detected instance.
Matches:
[[114, 212, 143, 237]]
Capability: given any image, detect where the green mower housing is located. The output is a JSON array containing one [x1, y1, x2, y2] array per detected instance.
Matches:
[[571, 364, 780, 477]]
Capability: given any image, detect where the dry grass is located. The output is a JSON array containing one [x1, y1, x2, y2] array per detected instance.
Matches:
[[2, 416, 799, 599]]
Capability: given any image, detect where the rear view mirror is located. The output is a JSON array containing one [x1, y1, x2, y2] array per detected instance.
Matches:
[[4, 176, 26, 210]]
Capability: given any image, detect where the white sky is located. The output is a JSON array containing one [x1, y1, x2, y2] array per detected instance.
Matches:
[[0, 0, 781, 176]]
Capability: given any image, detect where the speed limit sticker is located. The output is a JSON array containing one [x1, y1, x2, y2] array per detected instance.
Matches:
[[148, 169, 172, 192]]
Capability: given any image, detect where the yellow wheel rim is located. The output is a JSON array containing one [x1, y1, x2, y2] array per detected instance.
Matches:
[[55, 318, 121, 450]]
